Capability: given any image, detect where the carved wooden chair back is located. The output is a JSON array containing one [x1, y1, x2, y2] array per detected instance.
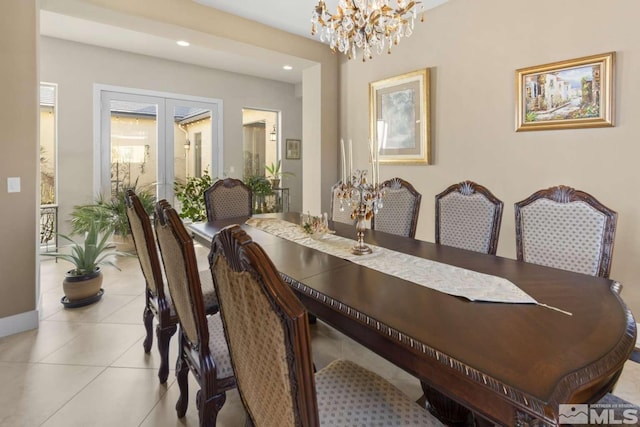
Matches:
[[209, 225, 319, 426], [371, 178, 422, 238], [330, 181, 355, 225], [209, 225, 443, 427], [124, 190, 176, 384], [154, 202, 235, 425], [204, 178, 252, 222], [125, 190, 165, 307], [514, 185, 617, 278], [435, 181, 504, 255]]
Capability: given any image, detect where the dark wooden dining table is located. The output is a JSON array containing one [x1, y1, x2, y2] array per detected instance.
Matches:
[[189, 212, 636, 426]]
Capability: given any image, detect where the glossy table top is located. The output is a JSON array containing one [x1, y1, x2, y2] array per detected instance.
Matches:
[[190, 212, 636, 425]]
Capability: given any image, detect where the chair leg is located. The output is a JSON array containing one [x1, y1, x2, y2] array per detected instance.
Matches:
[[175, 336, 189, 418], [156, 323, 177, 384], [198, 389, 226, 427], [142, 306, 154, 353]]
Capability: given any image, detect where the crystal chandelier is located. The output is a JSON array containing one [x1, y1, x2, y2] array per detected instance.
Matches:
[[311, 0, 424, 61]]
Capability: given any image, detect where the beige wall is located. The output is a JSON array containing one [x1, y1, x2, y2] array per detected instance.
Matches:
[[40, 36, 305, 233], [0, 0, 39, 332], [340, 0, 640, 316]]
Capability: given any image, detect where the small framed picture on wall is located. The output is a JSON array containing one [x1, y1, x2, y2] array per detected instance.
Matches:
[[286, 139, 301, 160]]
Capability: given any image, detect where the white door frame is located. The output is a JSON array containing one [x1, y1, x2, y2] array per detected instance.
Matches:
[[93, 84, 223, 199]]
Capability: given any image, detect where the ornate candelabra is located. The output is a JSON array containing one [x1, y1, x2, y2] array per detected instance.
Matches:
[[337, 169, 384, 255]]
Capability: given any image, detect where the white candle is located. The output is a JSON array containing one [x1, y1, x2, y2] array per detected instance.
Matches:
[[369, 138, 376, 184], [369, 139, 374, 185], [375, 134, 380, 186], [377, 123, 385, 185], [348, 139, 353, 182], [340, 138, 346, 183]]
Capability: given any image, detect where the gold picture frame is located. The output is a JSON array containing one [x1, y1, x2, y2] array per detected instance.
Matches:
[[369, 68, 431, 164], [515, 52, 615, 131]]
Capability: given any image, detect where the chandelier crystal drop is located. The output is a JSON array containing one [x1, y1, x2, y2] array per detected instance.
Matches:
[[311, 0, 424, 61]]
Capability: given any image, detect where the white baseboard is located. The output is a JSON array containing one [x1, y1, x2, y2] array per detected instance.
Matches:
[[0, 310, 39, 338]]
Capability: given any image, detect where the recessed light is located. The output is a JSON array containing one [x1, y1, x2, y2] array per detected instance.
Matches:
[[176, 40, 190, 47], [283, 65, 293, 71]]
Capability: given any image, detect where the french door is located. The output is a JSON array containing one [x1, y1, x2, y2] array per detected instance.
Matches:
[[97, 87, 222, 204]]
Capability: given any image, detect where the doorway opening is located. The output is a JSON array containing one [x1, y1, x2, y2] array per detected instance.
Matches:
[[96, 85, 222, 206]]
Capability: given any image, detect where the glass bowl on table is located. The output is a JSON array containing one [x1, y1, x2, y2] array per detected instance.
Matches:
[[300, 212, 333, 239]]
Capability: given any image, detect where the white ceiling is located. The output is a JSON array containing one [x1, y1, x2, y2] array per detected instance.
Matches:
[[40, 0, 449, 85], [193, 0, 449, 40]]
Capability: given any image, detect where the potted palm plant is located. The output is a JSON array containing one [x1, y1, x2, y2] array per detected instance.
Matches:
[[264, 160, 294, 188], [43, 220, 120, 307], [70, 184, 155, 252]]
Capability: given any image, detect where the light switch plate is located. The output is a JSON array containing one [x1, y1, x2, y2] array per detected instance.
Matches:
[[7, 177, 20, 193]]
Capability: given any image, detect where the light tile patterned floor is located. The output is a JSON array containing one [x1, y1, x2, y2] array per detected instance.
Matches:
[[0, 247, 638, 426]]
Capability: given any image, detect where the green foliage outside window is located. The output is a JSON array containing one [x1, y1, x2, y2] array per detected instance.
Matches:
[[174, 171, 214, 222]]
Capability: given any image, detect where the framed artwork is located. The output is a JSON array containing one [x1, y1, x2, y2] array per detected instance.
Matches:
[[515, 52, 615, 131], [285, 138, 301, 160], [369, 68, 431, 165]]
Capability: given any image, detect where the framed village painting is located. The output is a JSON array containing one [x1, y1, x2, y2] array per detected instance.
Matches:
[[515, 52, 615, 131]]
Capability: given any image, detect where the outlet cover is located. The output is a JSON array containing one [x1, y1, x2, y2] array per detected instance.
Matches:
[[7, 177, 20, 193]]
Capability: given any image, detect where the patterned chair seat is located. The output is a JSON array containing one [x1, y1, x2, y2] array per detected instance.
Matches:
[[515, 186, 617, 278], [204, 313, 234, 379], [435, 181, 503, 255], [316, 359, 442, 426]]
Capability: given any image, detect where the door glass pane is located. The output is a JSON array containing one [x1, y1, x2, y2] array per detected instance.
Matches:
[[109, 100, 157, 196], [173, 106, 212, 182]]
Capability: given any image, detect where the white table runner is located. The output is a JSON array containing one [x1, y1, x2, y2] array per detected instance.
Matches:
[[246, 218, 571, 314]]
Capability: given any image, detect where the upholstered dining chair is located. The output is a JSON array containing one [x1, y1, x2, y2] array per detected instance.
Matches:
[[124, 190, 218, 384], [204, 178, 252, 222], [208, 224, 443, 427], [154, 201, 236, 426], [371, 177, 422, 238], [435, 180, 504, 255], [514, 185, 617, 278], [330, 181, 355, 225]]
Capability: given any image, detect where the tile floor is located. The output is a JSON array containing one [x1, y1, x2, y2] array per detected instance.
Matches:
[[1, 246, 639, 426]]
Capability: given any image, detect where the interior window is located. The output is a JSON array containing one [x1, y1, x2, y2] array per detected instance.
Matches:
[[242, 108, 278, 179], [40, 83, 58, 251]]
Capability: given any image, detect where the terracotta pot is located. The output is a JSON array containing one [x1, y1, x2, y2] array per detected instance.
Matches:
[[270, 179, 280, 188], [63, 268, 103, 301]]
